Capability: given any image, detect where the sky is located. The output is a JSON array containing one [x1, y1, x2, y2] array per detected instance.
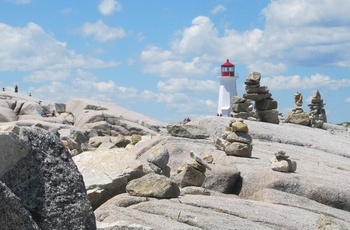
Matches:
[[0, 0, 350, 124]]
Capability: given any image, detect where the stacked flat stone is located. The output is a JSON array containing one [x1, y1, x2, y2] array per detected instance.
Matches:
[[270, 150, 297, 173], [285, 92, 310, 126], [230, 96, 254, 119], [309, 90, 327, 128], [243, 72, 279, 124], [215, 119, 252, 158], [172, 150, 211, 188]]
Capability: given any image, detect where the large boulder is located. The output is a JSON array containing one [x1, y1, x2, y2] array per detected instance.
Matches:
[[73, 148, 143, 210], [126, 173, 180, 198], [0, 181, 40, 230], [0, 126, 96, 229]]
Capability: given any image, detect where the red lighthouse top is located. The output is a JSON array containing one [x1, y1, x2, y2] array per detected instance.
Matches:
[[221, 59, 235, 77]]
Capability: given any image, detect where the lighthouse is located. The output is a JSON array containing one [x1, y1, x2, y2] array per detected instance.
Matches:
[[217, 59, 238, 116]]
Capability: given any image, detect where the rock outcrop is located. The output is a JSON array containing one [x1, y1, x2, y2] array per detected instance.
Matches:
[[243, 72, 279, 124], [0, 125, 96, 229]]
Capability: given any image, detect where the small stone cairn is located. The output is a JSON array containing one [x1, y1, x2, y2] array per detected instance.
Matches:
[[145, 144, 170, 177], [243, 72, 279, 124], [172, 150, 212, 188], [270, 151, 297, 173], [215, 119, 253, 157], [308, 90, 327, 128], [230, 96, 254, 119], [285, 92, 310, 126]]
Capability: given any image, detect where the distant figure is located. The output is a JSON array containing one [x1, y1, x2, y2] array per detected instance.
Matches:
[[40, 110, 45, 117], [2, 87, 4, 92], [28, 93, 32, 96], [51, 110, 56, 117], [14, 85, 18, 93]]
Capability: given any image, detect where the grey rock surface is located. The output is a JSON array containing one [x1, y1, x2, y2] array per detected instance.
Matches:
[[0, 126, 96, 229]]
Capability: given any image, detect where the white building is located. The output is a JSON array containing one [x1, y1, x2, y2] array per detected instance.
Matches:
[[217, 59, 238, 116]]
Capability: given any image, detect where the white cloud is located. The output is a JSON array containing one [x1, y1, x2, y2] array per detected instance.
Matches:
[[261, 73, 350, 90], [24, 69, 71, 82], [0, 22, 119, 71], [157, 78, 218, 93], [98, 0, 121, 16], [345, 97, 350, 103], [80, 20, 125, 42], [211, 5, 226, 15]]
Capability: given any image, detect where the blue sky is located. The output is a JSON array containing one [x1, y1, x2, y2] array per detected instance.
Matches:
[[1, 0, 349, 124]]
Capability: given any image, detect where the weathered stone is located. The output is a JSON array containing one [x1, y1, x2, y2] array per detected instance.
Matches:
[[246, 71, 261, 83], [256, 109, 279, 124], [270, 156, 297, 173], [190, 150, 212, 171], [255, 98, 278, 111], [178, 164, 206, 188], [230, 96, 247, 104], [188, 160, 207, 173], [214, 138, 230, 151], [126, 173, 180, 198], [243, 93, 272, 101], [232, 102, 252, 113], [180, 186, 211, 195], [246, 86, 269, 94], [0, 127, 96, 229], [231, 121, 249, 133], [147, 144, 169, 169], [286, 112, 310, 126], [0, 181, 40, 230], [225, 142, 252, 157], [226, 131, 252, 144], [166, 124, 209, 139], [131, 134, 142, 145], [202, 165, 241, 193]]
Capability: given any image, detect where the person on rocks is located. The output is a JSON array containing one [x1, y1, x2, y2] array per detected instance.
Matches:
[[14, 85, 18, 93], [2, 87, 5, 91], [51, 110, 56, 117]]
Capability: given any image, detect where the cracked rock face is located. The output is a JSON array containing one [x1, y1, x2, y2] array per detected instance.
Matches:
[[0, 126, 96, 230]]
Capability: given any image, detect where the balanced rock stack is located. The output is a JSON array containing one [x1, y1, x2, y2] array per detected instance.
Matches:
[[230, 96, 254, 119], [243, 72, 279, 124], [172, 150, 212, 188], [270, 150, 297, 173], [309, 90, 327, 128], [285, 92, 310, 126], [215, 119, 253, 158]]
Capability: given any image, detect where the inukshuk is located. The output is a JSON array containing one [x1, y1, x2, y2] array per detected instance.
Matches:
[[215, 119, 253, 158], [270, 150, 297, 173], [285, 92, 310, 126], [308, 90, 327, 128], [243, 72, 279, 124]]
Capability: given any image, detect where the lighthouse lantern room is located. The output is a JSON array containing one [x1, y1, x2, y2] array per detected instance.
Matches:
[[217, 59, 238, 116]]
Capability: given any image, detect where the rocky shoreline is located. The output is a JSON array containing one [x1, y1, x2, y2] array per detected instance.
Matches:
[[1, 92, 350, 229]]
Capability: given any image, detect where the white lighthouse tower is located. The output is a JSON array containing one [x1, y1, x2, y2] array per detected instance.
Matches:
[[217, 59, 238, 116]]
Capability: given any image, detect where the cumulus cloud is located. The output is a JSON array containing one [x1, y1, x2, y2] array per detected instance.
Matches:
[[261, 73, 350, 90], [211, 5, 226, 15], [80, 20, 125, 42], [98, 0, 121, 16], [0, 22, 119, 71], [157, 78, 218, 93], [24, 69, 71, 82]]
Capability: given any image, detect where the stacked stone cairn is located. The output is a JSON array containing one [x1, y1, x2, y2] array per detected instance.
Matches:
[[215, 119, 253, 158], [243, 72, 279, 124], [308, 90, 327, 128], [285, 92, 310, 126], [230, 96, 254, 119], [270, 150, 297, 173], [172, 150, 212, 188]]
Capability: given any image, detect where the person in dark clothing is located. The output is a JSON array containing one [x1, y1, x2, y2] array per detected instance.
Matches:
[[14, 85, 18, 93]]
